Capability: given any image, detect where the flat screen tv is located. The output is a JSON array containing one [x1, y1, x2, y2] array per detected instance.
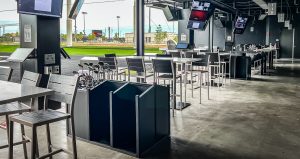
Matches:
[[163, 6, 182, 21], [187, 1, 215, 30], [234, 16, 249, 34], [69, 0, 85, 19], [18, 0, 63, 18]]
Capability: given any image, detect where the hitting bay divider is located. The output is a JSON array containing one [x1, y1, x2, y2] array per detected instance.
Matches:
[[73, 80, 170, 157]]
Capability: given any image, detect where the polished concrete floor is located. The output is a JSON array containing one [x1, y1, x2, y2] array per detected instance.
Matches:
[[0, 60, 300, 159]]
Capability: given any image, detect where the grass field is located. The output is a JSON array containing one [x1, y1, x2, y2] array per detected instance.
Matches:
[[0, 44, 161, 56]]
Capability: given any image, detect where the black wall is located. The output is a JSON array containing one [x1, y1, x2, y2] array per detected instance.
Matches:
[[235, 18, 266, 45]]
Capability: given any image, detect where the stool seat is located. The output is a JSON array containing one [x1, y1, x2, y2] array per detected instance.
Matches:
[[0, 103, 31, 116], [10, 109, 70, 127]]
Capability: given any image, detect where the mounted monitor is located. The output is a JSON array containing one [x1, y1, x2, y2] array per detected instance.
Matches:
[[234, 16, 249, 34], [17, 0, 63, 18], [187, 1, 215, 30], [163, 6, 182, 21], [69, 0, 85, 19]]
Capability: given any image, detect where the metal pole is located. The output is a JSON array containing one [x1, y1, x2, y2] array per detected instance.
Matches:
[[74, 19, 77, 42], [82, 12, 87, 35], [148, 7, 151, 33], [66, 0, 73, 46], [117, 16, 120, 41], [135, 0, 145, 56]]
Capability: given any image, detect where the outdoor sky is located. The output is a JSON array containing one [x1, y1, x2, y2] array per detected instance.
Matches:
[[0, 0, 178, 35]]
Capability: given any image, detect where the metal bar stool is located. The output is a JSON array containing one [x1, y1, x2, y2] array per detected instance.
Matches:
[[99, 57, 126, 80], [152, 59, 182, 116], [126, 58, 153, 83], [0, 71, 41, 159], [189, 54, 210, 104], [9, 74, 79, 159]]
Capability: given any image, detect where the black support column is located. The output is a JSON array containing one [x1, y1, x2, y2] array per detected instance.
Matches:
[[135, 0, 145, 56]]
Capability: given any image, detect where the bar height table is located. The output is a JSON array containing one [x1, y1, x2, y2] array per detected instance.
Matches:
[[0, 81, 54, 110]]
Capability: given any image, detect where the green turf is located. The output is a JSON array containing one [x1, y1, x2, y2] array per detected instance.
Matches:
[[63, 46, 161, 56], [0, 45, 19, 53], [0, 45, 161, 56]]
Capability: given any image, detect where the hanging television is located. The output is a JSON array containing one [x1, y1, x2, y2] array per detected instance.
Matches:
[[234, 16, 249, 34], [69, 0, 85, 19], [187, 1, 215, 30], [18, 0, 63, 18]]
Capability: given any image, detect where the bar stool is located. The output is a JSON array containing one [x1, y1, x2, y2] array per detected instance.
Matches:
[[99, 57, 126, 80], [189, 55, 210, 104], [152, 59, 183, 115], [126, 58, 153, 83], [9, 74, 79, 159], [0, 71, 40, 158], [206, 52, 225, 88], [104, 53, 116, 57]]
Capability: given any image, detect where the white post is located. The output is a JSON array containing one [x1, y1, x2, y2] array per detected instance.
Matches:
[[66, 0, 73, 46]]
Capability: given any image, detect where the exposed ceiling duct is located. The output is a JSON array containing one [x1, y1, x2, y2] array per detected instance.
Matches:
[[252, 0, 268, 10]]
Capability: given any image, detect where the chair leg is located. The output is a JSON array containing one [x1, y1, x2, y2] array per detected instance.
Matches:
[[21, 124, 28, 159], [207, 72, 210, 100], [71, 117, 78, 159], [9, 121, 14, 159], [5, 115, 9, 139], [200, 73, 202, 104], [46, 124, 52, 159], [180, 76, 183, 111], [31, 126, 37, 159], [191, 71, 194, 98]]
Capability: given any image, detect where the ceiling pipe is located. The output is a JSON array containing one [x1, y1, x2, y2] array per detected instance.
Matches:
[[209, 0, 237, 14]]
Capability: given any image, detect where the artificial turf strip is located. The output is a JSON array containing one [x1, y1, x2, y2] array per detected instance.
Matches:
[[0, 45, 161, 56]]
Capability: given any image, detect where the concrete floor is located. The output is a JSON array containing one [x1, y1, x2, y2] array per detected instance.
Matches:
[[1, 59, 300, 159]]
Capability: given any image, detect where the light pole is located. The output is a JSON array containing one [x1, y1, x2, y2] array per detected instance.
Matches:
[[117, 16, 120, 41], [82, 12, 88, 35]]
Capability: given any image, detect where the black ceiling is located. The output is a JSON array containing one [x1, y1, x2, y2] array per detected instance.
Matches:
[[146, 0, 300, 16]]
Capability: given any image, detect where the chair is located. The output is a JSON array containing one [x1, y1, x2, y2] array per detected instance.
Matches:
[[156, 54, 172, 57], [0, 71, 40, 158], [126, 58, 153, 83], [104, 53, 116, 57], [99, 57, 126, 80], [219, 51, 232, 84], [206, 52, 225, 88], [9, 74, 79, 159], [189, 54, 210, 104], [169, 51, 181, 58], [152, 59, 182, 114], [184, 51, 197, 58], [0, 66, 13, 81]]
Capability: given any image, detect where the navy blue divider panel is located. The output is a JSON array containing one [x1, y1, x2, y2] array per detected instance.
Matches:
[[137, 86, 156, 155], [111, 83, 151, 153], [89, 81, 127, 144], [155, 85, 170, 140]]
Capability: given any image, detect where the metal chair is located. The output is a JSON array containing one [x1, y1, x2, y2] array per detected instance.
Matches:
[[156, 54, 172, 57], [206, 52, 225, 88], [169, 51, 182, 58], [104, 53, 116, 57], [0, 71, 40, 158], [126, 58, 153, 83], [152, 59, 183, 115], [189, 54, 210, 104], [0, 66, 13, 81], [9, 74, 79, 159], [99, 57, 126, 80]]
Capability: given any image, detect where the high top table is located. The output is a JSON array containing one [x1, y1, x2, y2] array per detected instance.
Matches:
[[0, 81, 54, 110]]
